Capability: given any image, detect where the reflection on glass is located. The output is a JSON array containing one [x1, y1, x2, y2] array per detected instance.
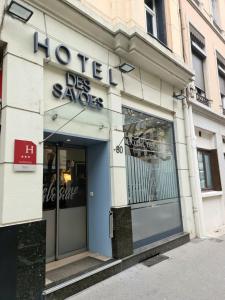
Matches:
[[43, 146, 57, 210], [43, 147, 87, 209], [198, 151, 206, 189], [59, 148, 86, 209], [197, 150, 213, 190], [204, 154, 213, 189], [123, 107, 179, 204]]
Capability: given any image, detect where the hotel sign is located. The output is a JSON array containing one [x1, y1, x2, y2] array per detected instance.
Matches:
[[14, 140, 37, 172], [52, 72, 104, 109], [34, 32, 118, 109]]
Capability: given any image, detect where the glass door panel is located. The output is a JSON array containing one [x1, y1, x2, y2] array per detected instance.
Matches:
[[43, 145, 57, 262], [58, 148, 87, 258]]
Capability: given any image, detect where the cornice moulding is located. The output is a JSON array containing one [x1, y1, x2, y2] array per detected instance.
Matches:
[[25, 0, 194, 88], [190, 99, 225, 125]]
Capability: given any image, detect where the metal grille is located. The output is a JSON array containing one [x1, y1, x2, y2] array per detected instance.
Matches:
[[196, 92, 211, 107]]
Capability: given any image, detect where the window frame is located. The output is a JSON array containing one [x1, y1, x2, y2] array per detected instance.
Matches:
[[191, 42, 206, 95], [189, 25, 211, 105], [197, 149, 214, 191], [123, 105, 180, 205], [217, 62, 225, 113], [145, 0, 157, 37], [211, 0, 220, 26]]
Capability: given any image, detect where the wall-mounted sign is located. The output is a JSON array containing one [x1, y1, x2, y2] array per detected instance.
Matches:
[[52, 72, 104, 109], [33, 32, 118, 87], [14, 140, 37, 172]]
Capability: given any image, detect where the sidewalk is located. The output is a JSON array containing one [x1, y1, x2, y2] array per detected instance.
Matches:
[[67, 235, 225, 300]]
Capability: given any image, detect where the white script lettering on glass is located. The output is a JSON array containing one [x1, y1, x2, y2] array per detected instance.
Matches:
[[43, 182, 79, 203]]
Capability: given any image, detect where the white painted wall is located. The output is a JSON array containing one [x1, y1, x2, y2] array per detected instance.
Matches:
[[195, 128, 215, 150], [0, 1, 195, 239], [193, 111, 225, 234]]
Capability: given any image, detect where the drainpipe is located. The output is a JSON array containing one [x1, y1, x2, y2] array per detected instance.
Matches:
[[183, 95, 205, 237], [178, 0, 205, 237], [178, 0, 188, 63]]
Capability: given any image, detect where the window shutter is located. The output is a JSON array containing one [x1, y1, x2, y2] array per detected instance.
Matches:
[[219, 74, 225, 95], [192, 52, 205, 91], [210, 149, 221, 191], [155, 0, 167, 45], [216, 51, 225, 67], [190, 24, 205, 48], [211, 0, 220, 24]]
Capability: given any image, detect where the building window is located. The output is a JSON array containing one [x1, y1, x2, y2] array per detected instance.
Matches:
[[190, 25, 210, 106], [197, 149, 221, 191], [211, 0, 220, 26], [217, 54, 225, 114], [192, 52, 205, 96], [145, 0, 157, 37], [145, 0, 167, 45], [123, 107, 179, 205], [197, 150, 213, 190]]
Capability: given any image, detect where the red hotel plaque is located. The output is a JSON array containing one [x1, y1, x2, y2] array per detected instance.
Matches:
[[14, 139, 37, 172]]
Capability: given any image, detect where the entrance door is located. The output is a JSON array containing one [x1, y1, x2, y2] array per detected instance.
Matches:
[[43, 145, 87, 262]]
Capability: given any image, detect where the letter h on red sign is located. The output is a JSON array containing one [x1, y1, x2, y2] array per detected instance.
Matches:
[[14, 140, 37, 165]]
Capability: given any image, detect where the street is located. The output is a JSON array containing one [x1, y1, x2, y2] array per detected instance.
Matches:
[[67, 235, 225, 300]]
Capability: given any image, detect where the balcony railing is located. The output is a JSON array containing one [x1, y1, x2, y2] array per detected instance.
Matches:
[[196, 93, 211, 107]]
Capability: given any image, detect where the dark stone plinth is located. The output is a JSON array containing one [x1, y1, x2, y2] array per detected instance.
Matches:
[[122, 232, 190, 270], [0, 220, 46, 300], [111, 206, 133, 259], [44, 261, 122, 300]]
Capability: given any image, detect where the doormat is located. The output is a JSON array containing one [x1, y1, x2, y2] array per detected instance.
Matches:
[[46, 256, 103, 283], [142, 254, 169, 267]]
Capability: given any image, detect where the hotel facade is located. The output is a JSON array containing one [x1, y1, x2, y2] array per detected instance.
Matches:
[[0, 0, 221, 299]]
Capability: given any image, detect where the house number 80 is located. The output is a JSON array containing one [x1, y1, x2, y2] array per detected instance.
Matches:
[[116, 146, 123, 153]]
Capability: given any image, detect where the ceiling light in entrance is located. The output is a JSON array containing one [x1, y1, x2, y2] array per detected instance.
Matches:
[[6, 1, 33, 22]]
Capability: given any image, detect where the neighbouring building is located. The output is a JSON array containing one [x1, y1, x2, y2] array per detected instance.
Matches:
[[0, 0, 195, 299], [180, 0, 225, 237]]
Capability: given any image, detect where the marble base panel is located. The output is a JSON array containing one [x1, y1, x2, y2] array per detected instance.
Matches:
[[0, 220, 46, 300], [111, 206, 133, 259]]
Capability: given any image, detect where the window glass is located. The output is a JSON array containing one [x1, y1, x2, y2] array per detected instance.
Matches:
[[145, 0, 153, 10], [204, 153, 213, 189], [197, 151, 206, 189], [43, 146, 57, 210], [123, 107, 179, 204], [211, 0, 220, 24], [197, 150, 213, 190], [221, 95, 225, 110], [146, 10, 154, 35], [145, 0, 167, 44], [219, 73, 225, 95], [217, 59, 225, 112]]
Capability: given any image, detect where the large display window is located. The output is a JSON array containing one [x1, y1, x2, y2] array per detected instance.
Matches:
[[123, 107, 182, 248], [123, 107, 179, 204]]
